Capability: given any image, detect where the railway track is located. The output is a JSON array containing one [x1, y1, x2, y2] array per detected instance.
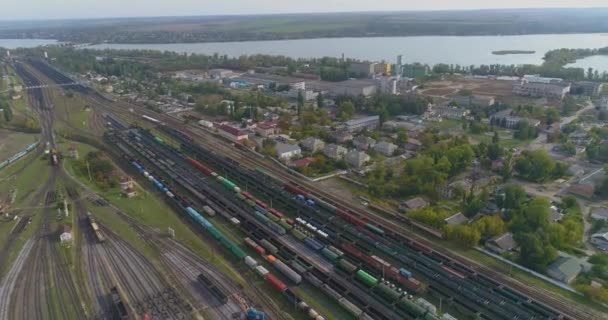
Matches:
[[25, 58, 604, 320]]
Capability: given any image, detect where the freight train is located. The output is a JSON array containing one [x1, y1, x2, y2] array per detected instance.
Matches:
[[87, 212, 105, 243], [125, 156, 325, 320]]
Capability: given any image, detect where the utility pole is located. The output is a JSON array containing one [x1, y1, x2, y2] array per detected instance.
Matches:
[[86, 161, 92, 181]]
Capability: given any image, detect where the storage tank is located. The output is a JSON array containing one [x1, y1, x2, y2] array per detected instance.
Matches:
[[356, 270, 378, 287], [337, 259, 357, 273], [255, 266, 269, 277], [338, 297, 363, 317], [260, 239, 278, 254], [273, 259, 302, 284]]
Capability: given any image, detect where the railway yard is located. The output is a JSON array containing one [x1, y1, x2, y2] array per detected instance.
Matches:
[[0, 56, 604, 320]]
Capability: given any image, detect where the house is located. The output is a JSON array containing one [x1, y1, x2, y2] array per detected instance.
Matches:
[[332, 131, 354, 143], [547, 253, 588, 284], [255, 121, 279, 137], [300, 137, 325, 153], [68, 145, 79, 159], [439, 179, 473, 199], [323, 144, 347, 160], [432, 106, 470, 119], [218, 124, 248, 142], [341, 116, 380, 133], [549, 206, 564, 223], [59, 225, 73, 244], [289, 157, 315, 168], [399, 197, 429, 212], [209, 68, 233, 79], [123, 187, 137, 198], [276, 143, 301, 161], [345, 150, 370, 168], [444, 212, 468, 226], [485, 232, 517, 254], [566, 184, 595, 199], [119, 176, 134, 191], [591, 229, 608, 249], [373, 141, 397, 156], [353, 136, 376, 151], [591, 207, 608, 221], [404, 138, 423, 151]]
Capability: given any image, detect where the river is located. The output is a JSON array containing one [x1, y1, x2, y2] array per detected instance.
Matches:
[[3, 34, 608, 68], [0, 39, 57, 49], [84, 34, 608, 67]]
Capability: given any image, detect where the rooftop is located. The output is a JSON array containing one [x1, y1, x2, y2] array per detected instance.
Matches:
[[591, 207, 608, 220], [487, 232, 517, 251], [276, 143, 301, 154], [444, 212, 468, 225], [344, 115, 380, 127], [218, 124, 246, 136], [401, 197, 428, 210]]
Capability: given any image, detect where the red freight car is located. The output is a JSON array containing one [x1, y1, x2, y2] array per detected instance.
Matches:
[[336, 210, 366, 227], [285, 183, 307, 196], [268, 208, 284, 219], [255, 199, 268, 209], [266, 274, 288, 292], [241, 191, 254, 200], [186, 157, 214, 175]]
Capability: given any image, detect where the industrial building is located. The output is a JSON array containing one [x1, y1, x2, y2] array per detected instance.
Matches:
[[571, 81, 603, 97], [341, 115, 380, 132], [547, 253, 589, 284], [513, 76, 571, 100], [348, 62, 376, 77], [217, 124, 248, 142]]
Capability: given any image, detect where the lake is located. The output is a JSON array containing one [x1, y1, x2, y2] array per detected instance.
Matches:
[[0, 39, 57, 49], [84, 33, 608, 67]]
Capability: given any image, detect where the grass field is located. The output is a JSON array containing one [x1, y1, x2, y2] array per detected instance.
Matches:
[[0, 130, 38, 160]]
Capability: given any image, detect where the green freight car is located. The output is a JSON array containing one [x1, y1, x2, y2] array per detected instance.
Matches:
[[278, 219, 292, 230], [365, 224, 385, 236], [292, 228, 307, 241], [321, 248, 339, 262], [398, 297, 428, 317], [236, 193, 246, 201], [375, 282, 402, 301], [356, 269, 378, 287], [337, 259, 358, 273], [245, 200, 256, 207]]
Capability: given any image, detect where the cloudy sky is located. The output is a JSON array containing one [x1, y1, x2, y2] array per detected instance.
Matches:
[[4, 0, 608, 20]]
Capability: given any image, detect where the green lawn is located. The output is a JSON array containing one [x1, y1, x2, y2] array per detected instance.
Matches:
[[0, 130, 38, 161], [429, 119, 461, 130], [0, 151, 51, 205]]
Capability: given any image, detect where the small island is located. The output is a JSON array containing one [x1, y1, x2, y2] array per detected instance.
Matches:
[[492, 50, 536, 55]]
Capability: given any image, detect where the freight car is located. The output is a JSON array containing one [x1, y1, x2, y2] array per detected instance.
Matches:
[[110, 286, 129, 320]]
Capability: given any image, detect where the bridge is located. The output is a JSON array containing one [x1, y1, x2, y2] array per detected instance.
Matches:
[[1, 82, 82, 93]]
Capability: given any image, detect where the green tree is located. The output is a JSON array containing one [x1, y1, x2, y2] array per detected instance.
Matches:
[[396, 129, 408, 145], [516, 232, 558, 271], [316, 92, 325, 109], [3, 104, 12, 122], [515, 150, 559, 182], [492, 130, 500, 144], [337, 101, 355, 121], [297, 90, 304, 116]]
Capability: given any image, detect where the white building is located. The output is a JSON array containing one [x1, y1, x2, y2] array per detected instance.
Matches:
[[300, 137, 325, 152], [513, 78, 571, 100], [599, 96, 608, 111], [591, 229, 608, 249], [341, 116, 380, 132], [323, 144, 347, 160], [276, 143, 301, 161], [345, 150, 370, 168], [373, 141, 397, 156]]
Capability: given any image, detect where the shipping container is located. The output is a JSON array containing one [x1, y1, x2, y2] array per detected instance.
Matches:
[[399, 268, 412, 279], [202, 205, 216, 216], [304, 238, 324, 251], [292, 228, 307, 241], [266, 255, 277, 264], [365, 224, 385, 236]]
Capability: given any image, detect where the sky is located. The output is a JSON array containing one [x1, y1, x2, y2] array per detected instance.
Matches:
[[4, 0, 608, 20]]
